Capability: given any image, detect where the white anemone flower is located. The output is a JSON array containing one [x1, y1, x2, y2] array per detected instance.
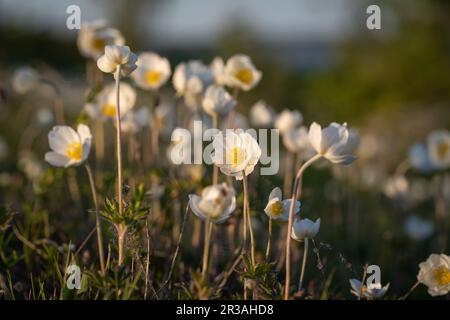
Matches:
[[409, 143, 434, 173], [264, 187, 300, 221], [211, 130, 261, 180], [188, 183, 236, 223], [84, 83, 136, 121], [210, 57, 227, 86], [97, 45, 137, 78], [77, 19, 124, 60], [202, 85, 236, 117], [291, 218, 320, 241], [274, 109, 303, 135], [404, 215, 434, 241], [427, 130, 450, 170], [417, 254, 450, 297], [349, 279, 389, 299], [308, 122, 359, 165], [249, 100, 275, 128], [224, 54, 262, 91], [172, 60, 214, 108], [283, 126, 313, 155], [45, 124, 92, 168], [12, 66, 39, 94], [131, 52, 171, 90]]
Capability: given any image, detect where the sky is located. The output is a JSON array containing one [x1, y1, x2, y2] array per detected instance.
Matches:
[[0, 0, 358, 47]]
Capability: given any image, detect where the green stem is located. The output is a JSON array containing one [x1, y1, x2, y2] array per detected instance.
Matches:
[[298, 238, 308, 292]]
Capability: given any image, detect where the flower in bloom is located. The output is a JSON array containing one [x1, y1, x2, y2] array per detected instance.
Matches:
[[404, 215, 434, 241], [45, 124, 92, 168], [264, 187, 300, 221], [224, 54, 262, 91], [202, 85, 236, 117], [417, 254, 450, 296], [77, 19, 124, 60], [188, 183, 236, 223], [283, 126, 313, 155], [131, 52, 171, 90], [211, 130, 261, 180], [97, 45, 137, 78], [84, 83, 136, 121], [427, 130, 450, 170], [291, 218, 320, 241], [274, 109, 303, 135], [308, 122, 359, 165], [172, 60, 214, 108], [249, 100, 275, 128], [12, 66, 39, 94], [349, 279, 389, 299]]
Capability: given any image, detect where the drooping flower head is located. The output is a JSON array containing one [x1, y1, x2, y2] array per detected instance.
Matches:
[[309, 122, 359, 165], [224, 54, 262, 91], [417, 253, 450, 297], [132, 52, 171, 90], [274, 109, 303, 135], [264, 187, 300, 221], [283, 126, 314, 156], [211, 130, 261, 180], [202, 85, 236, 117], [45, 124, 92, 168], [77, 19, 124, 60], [189, 183, 236, 223], [97, 45, 137, 78], [249, 100, 275, 128], [291, 218, 320, 241], [349, 279, 389, 299]]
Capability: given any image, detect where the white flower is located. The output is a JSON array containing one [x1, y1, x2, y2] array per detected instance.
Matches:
[[77, 19, 124, 60], [274, 110, 303, 134], [131, 52, 171, 90], [309, 122, 359, 165], [249, 100, 275, 128], [97, 45, 137, 78], [12, 66, 39, 94], [172, 60, 214, 108], [264, 187, 300, 221], [224, 54, 262, 91], [84, 82, 136, 121], [210, 57, 227, 86], [188, 183, 236, 223], [427, 130, 450, 170], [45, 124, 92, 168], [291, 218, 320, 241], [383, 175, 409, 199], [409, 143, 434, 173], [417, 254, 450, 297], [202, 85, 236, 117], [211, 130, 261, 180], [283, 126, 313, 155], [404, 215, 434, 241], [349, 279, 389, 299], [121, 107, 151, 134]]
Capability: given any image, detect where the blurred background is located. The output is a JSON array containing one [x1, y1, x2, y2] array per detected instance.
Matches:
[[1, 0, 450, 299]]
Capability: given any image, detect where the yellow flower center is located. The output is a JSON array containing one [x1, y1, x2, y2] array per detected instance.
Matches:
[[145, 70, 162, 86], [91, 37, 106, 52], [268, 201, 284, 217], [66, 142, 82, 161], [437, 141, 449, 160], [228, 147, 246, 166], [101, 103, 116, 117], [235, 68, 253, 85], [433, 267, 450, 286]]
